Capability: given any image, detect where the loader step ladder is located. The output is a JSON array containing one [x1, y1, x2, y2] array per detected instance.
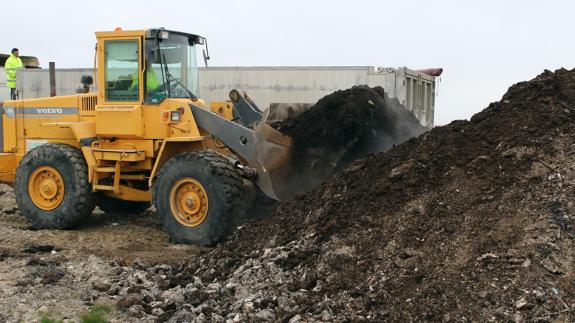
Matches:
[[93, 161, 122, 192], [91, 148, 145, 193], [92, 148, 146, 162]]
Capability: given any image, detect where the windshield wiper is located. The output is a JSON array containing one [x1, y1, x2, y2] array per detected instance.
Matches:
[[161, 54, 172, 98], [165, 72, 197, 99]]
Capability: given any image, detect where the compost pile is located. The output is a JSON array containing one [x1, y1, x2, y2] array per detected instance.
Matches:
[[110, 69, 575, 322], [275, 85, 425, 151], [271, 85, 427, 197]]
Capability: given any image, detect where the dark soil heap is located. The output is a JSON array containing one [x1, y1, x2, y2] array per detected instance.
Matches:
[[114, 69, 575, 322], [276, 85, 425, 151], [272, 85, 427, 197]]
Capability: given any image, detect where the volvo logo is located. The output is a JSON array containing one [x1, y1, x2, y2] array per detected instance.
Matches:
[[36, 108, 63, 114]]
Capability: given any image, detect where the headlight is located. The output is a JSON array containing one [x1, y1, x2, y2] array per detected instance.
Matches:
[[170, 111, 181, 122]]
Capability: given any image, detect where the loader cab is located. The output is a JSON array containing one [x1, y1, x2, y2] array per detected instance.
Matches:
[[96, 28, 203, 105], [143, 29, 203, 103]]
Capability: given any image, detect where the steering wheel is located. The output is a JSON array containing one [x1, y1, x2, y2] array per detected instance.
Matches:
[[155, 77, 183, 93]]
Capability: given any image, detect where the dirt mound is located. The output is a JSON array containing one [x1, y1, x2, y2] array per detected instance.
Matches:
[[112, 69, 575, 321], [277, 85, 425, 151], [272, 85, 427, 197]]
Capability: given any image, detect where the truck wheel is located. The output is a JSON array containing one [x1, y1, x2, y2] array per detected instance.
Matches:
[[96, 194, 150, 215], [153, 150, 246, 245], [14, 143, 94, 229]]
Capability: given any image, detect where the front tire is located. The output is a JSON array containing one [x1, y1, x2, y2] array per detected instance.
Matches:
[[153, 150, 246, 245], [14, 143, 94, 229]]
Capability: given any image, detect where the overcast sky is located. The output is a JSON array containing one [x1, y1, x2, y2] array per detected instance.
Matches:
[[2, 0, 574, 125]]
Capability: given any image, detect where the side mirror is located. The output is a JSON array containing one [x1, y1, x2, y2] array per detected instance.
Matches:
[[194, 36, 205, 45], [202, 38, 210, 68], [203, 49, 210, 68], [76, 74, 94, 93], [80, 75, 94, 86]]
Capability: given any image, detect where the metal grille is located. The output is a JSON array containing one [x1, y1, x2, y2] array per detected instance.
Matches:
[[80, 94, 97, 111]]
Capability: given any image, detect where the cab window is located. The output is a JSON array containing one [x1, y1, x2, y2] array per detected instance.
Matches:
[[104, 40, 139, 102]]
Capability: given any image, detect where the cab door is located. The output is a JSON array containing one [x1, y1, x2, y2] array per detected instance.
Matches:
[[95, 36, 144, 139]]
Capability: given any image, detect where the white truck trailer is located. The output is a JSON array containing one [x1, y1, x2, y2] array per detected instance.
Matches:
[[198, 66, 438, 128], [3, 65, 439, 128], [0, 68, 6, 102]]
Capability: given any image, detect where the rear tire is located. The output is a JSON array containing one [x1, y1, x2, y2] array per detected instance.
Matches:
[[14, 143, 94, 229], [153, 150, 246, 245], [96, 194, 150, 215]]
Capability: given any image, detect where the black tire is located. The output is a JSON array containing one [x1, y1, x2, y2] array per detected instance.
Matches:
[[153, 150, 246, 245], [95, 194, 150, 215], [14, 143, 94, 229]]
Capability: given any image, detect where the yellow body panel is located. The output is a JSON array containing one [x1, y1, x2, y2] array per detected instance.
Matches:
[[102, 184, 151, 202], [40, 122, 96, 140], [95, 29, 146, 39], [95, 139, 155, 157], [1, 110, 16, 152], [17, 95, 81, 140], [0, 153, 16, 184], [95, 105, 144, 138], [92, 150, 146, 162], [210, 101, 234, 120]]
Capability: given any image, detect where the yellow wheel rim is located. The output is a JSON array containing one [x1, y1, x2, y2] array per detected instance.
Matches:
[[169, 178, 209, 228], [28, 166, 65, 211]]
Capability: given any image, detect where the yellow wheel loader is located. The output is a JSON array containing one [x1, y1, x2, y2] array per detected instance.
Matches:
[[0, 28, 292, 245]]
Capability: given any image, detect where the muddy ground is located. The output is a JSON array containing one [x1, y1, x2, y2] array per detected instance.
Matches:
[[2, 69, 575, 322], [0, 184, 201, 322], [134, 68, 574, 322]]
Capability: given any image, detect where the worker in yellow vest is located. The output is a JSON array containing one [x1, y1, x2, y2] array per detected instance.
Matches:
[[131, 60, 159, 92], [5, 48, 23, 100]]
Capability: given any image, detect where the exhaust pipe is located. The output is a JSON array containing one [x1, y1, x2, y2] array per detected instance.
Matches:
[[49, 62, 57, 97]]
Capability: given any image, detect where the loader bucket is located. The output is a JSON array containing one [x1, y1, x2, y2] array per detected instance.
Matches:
[[191, 104, 308, 201], [252, 103, 314, 200], [252, 120, 292, 200], [190, 102, 315, 201]]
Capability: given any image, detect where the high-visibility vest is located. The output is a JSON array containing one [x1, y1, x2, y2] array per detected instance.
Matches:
[[131, 69, 159, 91], [5, 54, 23, 89]]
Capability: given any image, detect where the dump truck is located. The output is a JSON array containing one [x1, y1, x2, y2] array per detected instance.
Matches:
[[0, 28, 297, 245]]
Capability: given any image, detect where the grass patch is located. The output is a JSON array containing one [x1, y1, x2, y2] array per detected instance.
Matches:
[[89, 304, 112, 314], [79, 304, 112, 323], [39, 312, 63, 323]]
